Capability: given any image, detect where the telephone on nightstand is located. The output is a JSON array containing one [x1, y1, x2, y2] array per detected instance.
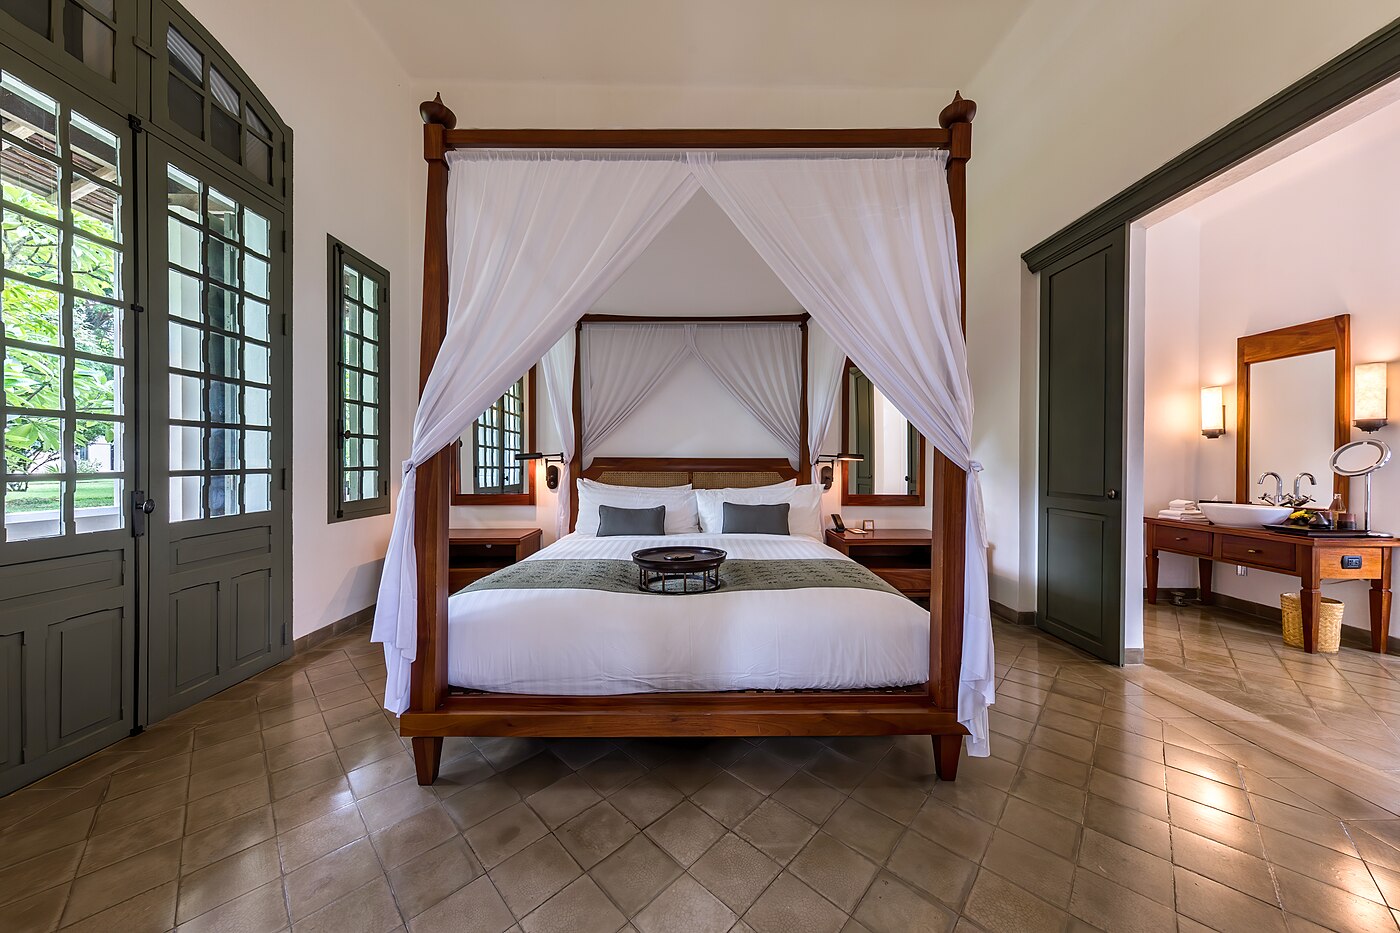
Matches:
[[830, 514, 865, 535]]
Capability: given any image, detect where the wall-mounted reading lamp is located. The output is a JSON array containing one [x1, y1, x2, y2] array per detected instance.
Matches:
[[816, 452, 864, 490], [1354, 362, 1389, 433], [516, 452, 565, 490], [1200, 386, 1226, 439]]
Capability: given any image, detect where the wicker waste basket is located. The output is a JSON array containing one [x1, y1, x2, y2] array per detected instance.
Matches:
[[1280, 593, 1343, 653]]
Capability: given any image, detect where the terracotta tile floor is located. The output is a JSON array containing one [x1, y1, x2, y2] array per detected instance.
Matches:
[[6, 606, 1400, 932]]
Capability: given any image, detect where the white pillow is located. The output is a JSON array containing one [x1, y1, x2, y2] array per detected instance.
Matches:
[[575, 480, 699, 536], [695, 483, 823, 539]]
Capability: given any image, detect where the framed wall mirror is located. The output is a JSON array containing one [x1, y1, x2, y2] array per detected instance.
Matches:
[[453, 367, 537, 505], [1236, 315, 1350, 507], [842, 360, 925, 505]]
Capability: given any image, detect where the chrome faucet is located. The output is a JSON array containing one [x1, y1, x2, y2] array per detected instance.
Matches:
[[1291, 472, 1317, 507], [1257, 471, 1284, 505]]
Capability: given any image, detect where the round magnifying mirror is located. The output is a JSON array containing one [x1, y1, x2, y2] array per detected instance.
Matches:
[[1331, 438, 1393, 476]]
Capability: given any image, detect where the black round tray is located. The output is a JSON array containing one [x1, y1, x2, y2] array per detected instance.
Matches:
[[631, 546, 727, 594]]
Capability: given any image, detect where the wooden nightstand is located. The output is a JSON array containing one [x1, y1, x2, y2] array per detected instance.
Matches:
[[448, 528, 542, 592], [824, 528, 932, 599]]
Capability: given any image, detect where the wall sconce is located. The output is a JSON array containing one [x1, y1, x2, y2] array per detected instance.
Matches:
[[816, 452, 864, 490], [1355, 362, 1389, 433], [1200, 386, 1226, 439], [516, 452, 565, 490]]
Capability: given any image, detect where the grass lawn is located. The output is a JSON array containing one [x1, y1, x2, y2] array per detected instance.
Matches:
[[6, 478, 117, 512]]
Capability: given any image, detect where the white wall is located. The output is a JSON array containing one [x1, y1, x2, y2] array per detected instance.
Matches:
[[965, 0, 1398, 627], [1141, 94, 1400, 633], [179, 0, 423, 638]]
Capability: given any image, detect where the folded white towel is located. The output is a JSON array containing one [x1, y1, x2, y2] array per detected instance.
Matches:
[[1168, 499, 1197, 511], [1158, 509, 1208, 522]]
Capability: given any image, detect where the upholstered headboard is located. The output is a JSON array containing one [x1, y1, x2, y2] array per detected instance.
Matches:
[[571, 458, 802, 529]]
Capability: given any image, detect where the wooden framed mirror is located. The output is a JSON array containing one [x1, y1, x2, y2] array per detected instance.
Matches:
[[841, 359, 925, 506], [452, 367, 537, 505], [1236, 315, 1350, 507]]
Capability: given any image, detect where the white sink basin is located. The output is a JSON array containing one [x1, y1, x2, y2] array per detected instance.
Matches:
[[1198, 502, 1294, 528]]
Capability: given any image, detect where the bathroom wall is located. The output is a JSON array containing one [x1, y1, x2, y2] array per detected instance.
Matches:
[[1142, 96, 1400, 632]]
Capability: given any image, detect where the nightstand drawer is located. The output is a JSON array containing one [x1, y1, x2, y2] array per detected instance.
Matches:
[[872, 567, 930, 597], [1220, 535, 1297, 572]]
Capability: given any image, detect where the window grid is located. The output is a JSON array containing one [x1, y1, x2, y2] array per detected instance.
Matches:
[[1, 70, 126, 541], [164, 22, 274, 185], [471, 378, 524, 495], [329, 239, 388, 521], [164, 162, 272, 522]]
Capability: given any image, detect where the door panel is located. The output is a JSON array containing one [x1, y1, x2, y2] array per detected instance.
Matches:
[[0, 61, 137, 794], [143, 140, 287, 721], [1037, 230, 1125, 663]]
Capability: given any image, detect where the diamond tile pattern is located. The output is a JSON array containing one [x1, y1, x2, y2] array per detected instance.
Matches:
[[8, 608, 1400, 931]]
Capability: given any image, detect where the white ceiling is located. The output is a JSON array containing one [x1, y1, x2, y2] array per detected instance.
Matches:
[[351, 0, 1031, 89]]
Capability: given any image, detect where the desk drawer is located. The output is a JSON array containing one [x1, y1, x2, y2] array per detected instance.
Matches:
[[1314, 547, 1382, 580], [1152, 525, 1212, 557], [1220, 535, 1297, 572]]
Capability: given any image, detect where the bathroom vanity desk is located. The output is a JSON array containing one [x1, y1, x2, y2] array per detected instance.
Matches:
[[1145, 517, 1397, 654]]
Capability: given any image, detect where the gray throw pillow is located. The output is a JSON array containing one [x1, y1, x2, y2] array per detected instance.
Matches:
[[597, 504, 666, 536], [721, 502, 790, 535]]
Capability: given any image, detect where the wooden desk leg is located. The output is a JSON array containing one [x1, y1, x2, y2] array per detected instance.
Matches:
[[1371, 550, 1393, 654], [1198, 558, 1213, 605], [1146, 548, 1159, 605], [1301, 560, 1319, 654]]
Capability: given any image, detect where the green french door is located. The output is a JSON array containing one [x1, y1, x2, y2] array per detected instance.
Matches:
[[142, 137, 288, 722], [0, 53, 290, 793], [0, 61, 139, 791]]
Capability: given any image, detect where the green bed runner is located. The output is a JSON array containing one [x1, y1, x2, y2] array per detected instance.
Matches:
[[460, 558, 902, 597]]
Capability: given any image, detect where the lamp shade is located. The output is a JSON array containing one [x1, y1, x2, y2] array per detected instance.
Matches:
[[1355, 362, 1388, 432], [1200, 386, 1225, 438]]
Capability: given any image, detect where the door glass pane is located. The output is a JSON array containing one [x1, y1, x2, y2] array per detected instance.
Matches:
[[3, 281, 62, 345], [167, 78, 204, 139], [74, 359, 119, 415], [166, 25, 203, 85], [5, 478, 65, 539], [64, 1, 115, 80], [170, 425, 201, 470], [161, 161, 277, 522], [74, 477, 121, 533], [1, 0, 52, 38], [246, 472, 269, 513], [3, 215, 62, 283], [4, 155, 61, 217], [73, 298, 120, 357], [73, 235, 119, 296], [71, 112, 119, 183], [72, 183, 119, 240]]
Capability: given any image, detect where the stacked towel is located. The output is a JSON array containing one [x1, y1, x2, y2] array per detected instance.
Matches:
[[1158, 507, 1209, 523], [1168, 499, 1197, 511]]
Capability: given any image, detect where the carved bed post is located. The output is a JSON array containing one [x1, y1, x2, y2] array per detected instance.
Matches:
[[569, 322, 583, 530], [798, 317, 811, 480], [410, 93, 456, 783], [929, 92, 976, 779]]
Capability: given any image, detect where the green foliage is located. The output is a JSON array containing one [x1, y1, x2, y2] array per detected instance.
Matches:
[[3, 180, 120, 475]]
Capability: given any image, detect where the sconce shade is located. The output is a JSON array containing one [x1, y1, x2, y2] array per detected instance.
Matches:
[[1355, 362, 1388, 432], [1200, 386, 1226, 438]]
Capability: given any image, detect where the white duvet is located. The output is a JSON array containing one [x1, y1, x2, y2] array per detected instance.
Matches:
[[447, 532, 929, 694]]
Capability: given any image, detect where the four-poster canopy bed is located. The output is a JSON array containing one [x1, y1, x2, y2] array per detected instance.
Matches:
[[383, 91, 984, 786]]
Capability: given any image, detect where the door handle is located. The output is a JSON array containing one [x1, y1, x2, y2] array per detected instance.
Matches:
[[131, 490, 156, 537], [1107, 489, 1119, 500]]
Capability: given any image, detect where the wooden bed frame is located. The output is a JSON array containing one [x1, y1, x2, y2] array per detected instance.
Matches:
[[403, 92, 978, 784]]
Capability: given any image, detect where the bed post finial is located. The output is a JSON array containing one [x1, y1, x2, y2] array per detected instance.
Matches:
[[939, 91, 977, 129], [420, 92, 457, 129]]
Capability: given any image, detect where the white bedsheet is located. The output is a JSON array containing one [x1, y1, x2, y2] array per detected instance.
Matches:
[[447, 533, 929, 695]]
